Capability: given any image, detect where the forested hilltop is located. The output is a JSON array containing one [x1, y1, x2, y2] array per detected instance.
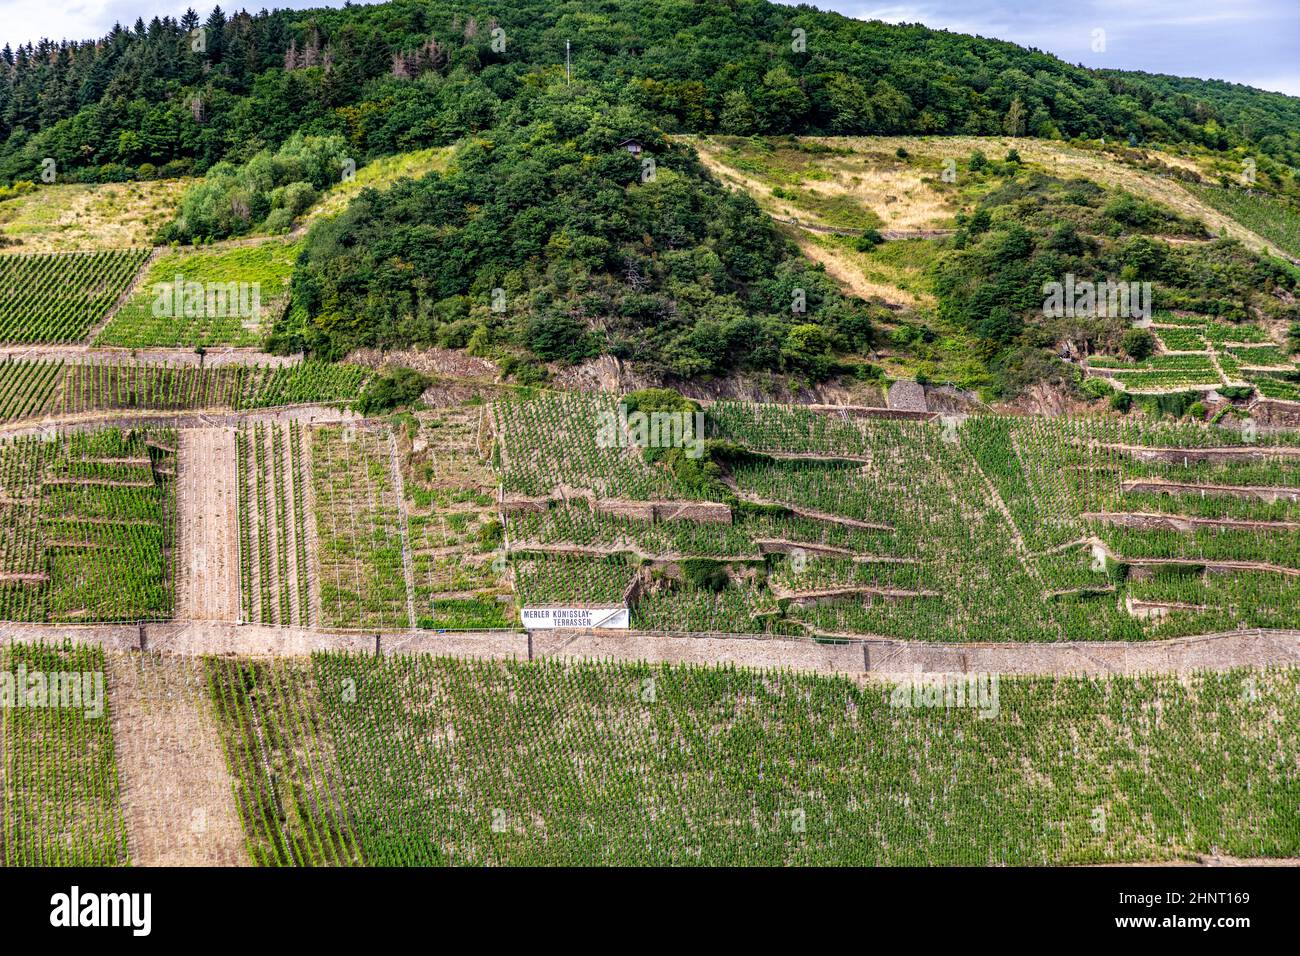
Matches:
[[2, 0, 1299, 402], [3, 0, 1300, 184]]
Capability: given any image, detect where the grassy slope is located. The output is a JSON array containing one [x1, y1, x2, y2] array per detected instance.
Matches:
[[96, 240, 300, 348], [0, 179, 192, 254], [291, 147, 453, 230], [1189, 184, 1300, 260]]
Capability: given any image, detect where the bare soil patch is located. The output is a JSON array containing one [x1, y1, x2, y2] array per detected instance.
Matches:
[[178, 428, 239, 622], [107, 651, 248, 866]]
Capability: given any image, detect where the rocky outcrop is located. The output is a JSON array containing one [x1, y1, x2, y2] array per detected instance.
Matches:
[[1122, 479, 1300, 504]]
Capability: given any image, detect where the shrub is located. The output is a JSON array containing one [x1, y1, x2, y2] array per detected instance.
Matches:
[[353, 368, 430, 414], [262, 209, 295, 234], [853, 227, 884, 251], [497, 354, 547, 384], [162, 133, 348, 242], [270, 181, 318, 218], [525, 313, 600, 364], [477, 519, 504, 550], [1219, 384, 1255, 401], [436, 319, 478, 350], [1121, 328, 1155, 360], [680, 558, 730, 593], [1083, 377, 1114, 400], [0, 180, 36, 203]]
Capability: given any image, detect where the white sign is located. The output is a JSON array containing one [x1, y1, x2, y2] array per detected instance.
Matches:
[[521, 607, 630, 630]]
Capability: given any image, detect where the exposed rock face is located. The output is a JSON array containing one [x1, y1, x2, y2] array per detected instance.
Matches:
[[551, 354, 626, 394], [551, 356, 886, 405], [924, 383, 983, 414], [346, 346, 498, 379], [501, 490, 732, 524], [1251, 399, 1300, 428], [886, 379, 928, 412]]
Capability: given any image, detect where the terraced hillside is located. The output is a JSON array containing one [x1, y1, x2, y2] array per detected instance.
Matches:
[[0, 428, 177, 622], [2, 0, 1296, 877], [5, 643, 1298, 867], [0, 359, 368, 423], [0, 386, 1291, 644], [203, 652, 1300, 866], [0, 642, 130, 866], [0, 249, 152, 343], [495, 392, 1300, 641], [1079, 305, 1297, 397], [397, 407, 512, 629]]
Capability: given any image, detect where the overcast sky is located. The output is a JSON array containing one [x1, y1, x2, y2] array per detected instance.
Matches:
[[1, 0, 1296, 96]]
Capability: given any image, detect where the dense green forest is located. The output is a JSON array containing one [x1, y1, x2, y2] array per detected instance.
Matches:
[[3, 0, 1300, 185], [273, 89, 880, 377], [3, 0, 1298, 397]]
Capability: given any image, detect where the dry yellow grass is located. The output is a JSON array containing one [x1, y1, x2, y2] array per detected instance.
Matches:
[[688, 135, 955, 231], [0, 178, 191, 254], [788, 227, 921, 307], [817, 135, 1283, 256], [788, 155, 953, 231], [297, 147, 453, 227], [785, 227, 937, 310], [691, 134, 1284, 256], [686, 133, 1290, 309]]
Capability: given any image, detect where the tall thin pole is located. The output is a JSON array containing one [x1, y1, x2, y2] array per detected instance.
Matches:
[[565, 39, 571, 84]]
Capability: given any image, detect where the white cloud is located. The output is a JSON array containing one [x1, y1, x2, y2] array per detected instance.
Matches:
[[835, 0, 1300, 96], [1242, 74, 1300, 97]]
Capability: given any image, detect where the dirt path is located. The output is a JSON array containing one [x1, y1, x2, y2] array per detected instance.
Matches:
[[773, 584, 941, 601], [0, 345, 300, 368], [788, 227, 918, 305], [853, 628, 1300, 677], [0, 403, 360, 439], [727, 486, 895, 531], [770, 215, 956, 241], [387, 429, 418, 630], [1122, 478, 1300, 503], [302, 426, 325, 628], [1099, 443, 1300, 463], [3, 619, 1299, 678], [178, 428, 239, 622], [107, 652, 249, 866]]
